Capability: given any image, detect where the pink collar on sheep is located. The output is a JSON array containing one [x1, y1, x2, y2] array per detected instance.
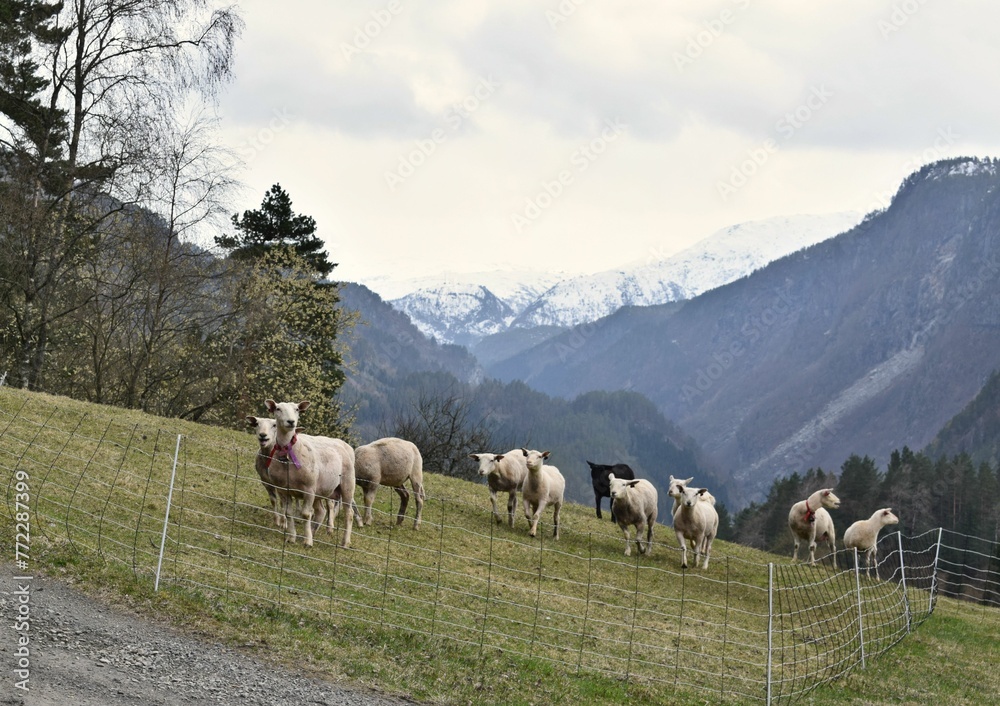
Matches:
[[267, 434, 302, 469], [804, 499, 816, 524]]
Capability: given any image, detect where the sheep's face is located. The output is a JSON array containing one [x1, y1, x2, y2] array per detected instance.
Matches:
[[667, 475, 694, 500], [246, 416, 277, 448], [266, 399, 310, 435], [679, 485, 705, 509], [880, 508, 899, 526], [469, 453, 501, 476], [608, 474, 626, 500], [820, 489, 841, 510], [521, 448, 550, 471]]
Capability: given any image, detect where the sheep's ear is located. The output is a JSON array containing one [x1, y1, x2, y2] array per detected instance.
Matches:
[[468, 453, 479, 461], [265, 399, 276, 412], [298, 400, 310, 411], [626, 480, 641, 488], [495, 454, 504, 461], [542, 451, 551, 459], [521, 448, 528, 456], [608, 473, 616, 482], [697, 488, 708, 496], [245, 416, 258, 426], [683, 477, 694, 484], [822, 489, 831, 496]]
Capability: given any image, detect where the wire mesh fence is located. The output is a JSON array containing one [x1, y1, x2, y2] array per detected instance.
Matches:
[[2, 392, 997, 704]]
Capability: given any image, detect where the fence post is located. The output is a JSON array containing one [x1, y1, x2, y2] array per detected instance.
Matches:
[[897, 531, 911, 632], [854, 548, 866, 669], [767, 562, 773, 706], [930, 527, 943, 612], [154, 434, 183, 592]]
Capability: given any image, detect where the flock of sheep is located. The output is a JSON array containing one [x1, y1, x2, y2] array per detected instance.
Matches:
[[245, 399, 900, 574]]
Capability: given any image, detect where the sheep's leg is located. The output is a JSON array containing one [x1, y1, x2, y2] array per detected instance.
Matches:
[[362, 480, 379, 527], [791, 536, 800, 562], [325, 497, 337, 532], [702, 535, 714, 569], [488, 489, 503, 525], [301, 491, 316, 548], [635, 519, 647, 555], [506, 491, 517, 527], [552, 501, 561, 540], [644, 515, 654, 555], [340, 478, 355, 549], [529, 500, 546, 538], [394, 486, 410, 526], [676, 530, 689, 568], [619, 522, 633, 557], [281, 494, 297, 543], [313, 497, 329, 535], [594, 492, 602, 520], [412, 480, 424, 530], [523, 497, 532, 524], [829, 536, 837, 570]]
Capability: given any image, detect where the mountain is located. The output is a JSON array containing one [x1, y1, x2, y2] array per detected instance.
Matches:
[[924, 369, 1000, 468], [486, 157, 1000, 504], [373, 213, 860, 346]]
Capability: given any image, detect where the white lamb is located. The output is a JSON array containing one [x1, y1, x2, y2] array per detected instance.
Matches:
[[608, 474, 658, 557], [265, 399, 359, 549], [672, 484, 719, 569], [788, 488, 841, 568], [355, 437, 425, 529], [469, 450, 529, 527], [843, 508, 899, 576], [667, 474, 716, 513], [245, 415, 283, 528], [520, 449, 565, 540]]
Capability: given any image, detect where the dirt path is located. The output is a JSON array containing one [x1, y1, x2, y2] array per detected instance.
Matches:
[[0, 563, 416, 705]]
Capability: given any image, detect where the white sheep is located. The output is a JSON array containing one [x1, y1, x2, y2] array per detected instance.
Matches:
[[843, 508, 899, 576], [245, 415, 283, 528], [667, 474, 716, 513], [520, 449, 565, 540], [355, 437, 425, 529], [672, 484, 719, 569], [608, 474, 658, 556], [469, 450, 529, 527], [265, 399, 359, 548], [788, 488, 841, 568]]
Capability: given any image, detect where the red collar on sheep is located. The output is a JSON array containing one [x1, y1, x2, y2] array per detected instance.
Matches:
[[267, 434, 302, 469], [804, 499, 816, 524]]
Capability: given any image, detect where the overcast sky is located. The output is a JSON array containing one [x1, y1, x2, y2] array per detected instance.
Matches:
[[215, 0, 1000, 285]]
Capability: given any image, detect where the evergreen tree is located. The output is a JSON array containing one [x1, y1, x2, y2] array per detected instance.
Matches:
[[836, 454, 882, 523], [217, 184, 335, 278]]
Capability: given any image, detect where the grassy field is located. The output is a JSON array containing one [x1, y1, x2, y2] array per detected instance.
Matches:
[[2, 387, 998, 705]]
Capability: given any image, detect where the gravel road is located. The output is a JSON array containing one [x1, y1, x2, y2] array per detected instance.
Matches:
[[0, 563, 417, 706]]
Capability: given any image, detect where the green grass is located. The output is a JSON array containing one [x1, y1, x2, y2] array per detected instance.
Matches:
[[2, 387, 998, 705]]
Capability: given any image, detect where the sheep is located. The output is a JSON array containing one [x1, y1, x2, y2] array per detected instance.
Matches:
[[843, 508, 899, 576], [587, 460, 635, 521], [355, 437, 425, 529], [608, 473, 657, 556], [469, 450, 529, 527], [788, 488, 841, 568], [666, 474, 717, 514], [672, 484, 719, 569], [264, 399, 359, 548], [245, 415, 284, 528], [520, 449, 565, 540]]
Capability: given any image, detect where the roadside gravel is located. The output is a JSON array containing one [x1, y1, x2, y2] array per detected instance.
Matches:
[[0, 563, 418, 706]]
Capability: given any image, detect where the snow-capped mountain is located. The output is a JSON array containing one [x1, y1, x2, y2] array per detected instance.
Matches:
[[361, 212, 862, 345]]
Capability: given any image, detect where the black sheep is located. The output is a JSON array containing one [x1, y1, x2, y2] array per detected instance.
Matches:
[[587, 460, 636, 521]]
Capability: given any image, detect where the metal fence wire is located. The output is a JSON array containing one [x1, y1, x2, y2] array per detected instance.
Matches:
[[2, 393, 997, 705]]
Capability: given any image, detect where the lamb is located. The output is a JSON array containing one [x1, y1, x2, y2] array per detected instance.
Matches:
[[245, 415, 283, 528], [264, 399, 359, 548], [587, 460, 635, 521], [469, 450, 529, 527], [608, 473, 657, 556], [843, 508, 899, 576], [788, 488, 841, 568], [355, 437, 425, 529], [667, 475, 717, 513], [520, 449, 565, 540], [672, 484, 719, 569]]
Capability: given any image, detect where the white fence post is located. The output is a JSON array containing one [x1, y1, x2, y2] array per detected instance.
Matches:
[[930, 527, 943, 612], [154, 434, 183, 592], [767, 562, 773, 706], [897, 531, 911, 632], [854, 548, 866, 669]]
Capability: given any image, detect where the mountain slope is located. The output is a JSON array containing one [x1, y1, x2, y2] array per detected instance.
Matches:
[[486, 158, 1000, 502]]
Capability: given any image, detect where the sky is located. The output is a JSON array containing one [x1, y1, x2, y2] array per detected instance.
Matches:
[[215, 0, 1000, 286]]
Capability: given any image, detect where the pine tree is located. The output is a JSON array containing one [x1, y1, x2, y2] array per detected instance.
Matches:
[[216, 184, 335, 278]]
